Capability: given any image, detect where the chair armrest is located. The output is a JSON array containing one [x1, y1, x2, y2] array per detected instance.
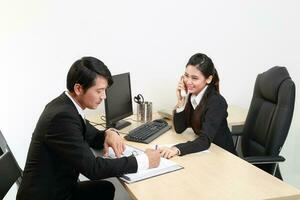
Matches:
[[231, 131, 243, 137], [244, 155, 285, 165], [231, 125, 244, 149], [231, 124, 244, 136]]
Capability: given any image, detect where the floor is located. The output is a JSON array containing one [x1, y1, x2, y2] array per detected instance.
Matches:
[[108, 177, 132, 200]]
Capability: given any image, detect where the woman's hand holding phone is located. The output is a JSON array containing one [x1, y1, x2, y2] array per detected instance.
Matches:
[[180, 88, 187, 97], [176, 76, 187, 108]]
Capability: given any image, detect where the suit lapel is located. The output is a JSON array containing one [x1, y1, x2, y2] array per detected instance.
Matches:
[[78, 115, 87, 139]]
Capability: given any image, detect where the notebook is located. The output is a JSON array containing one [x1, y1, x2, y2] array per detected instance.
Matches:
[[108, 145, 183, 183]]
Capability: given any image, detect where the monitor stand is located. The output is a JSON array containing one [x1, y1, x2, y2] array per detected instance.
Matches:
[[111, 120, 131, 130]]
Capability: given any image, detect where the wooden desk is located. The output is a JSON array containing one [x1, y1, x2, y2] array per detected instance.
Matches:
[[227, 105, 248, 128], [87, 108, 300, 200], [156, 105, 248, 130]]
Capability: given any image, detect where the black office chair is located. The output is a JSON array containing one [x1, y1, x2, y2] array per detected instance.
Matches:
[[0, 130, 23, 199], [233, 66, 295, 180]]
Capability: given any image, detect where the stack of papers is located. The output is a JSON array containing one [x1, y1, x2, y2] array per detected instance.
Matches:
[[108, 145, 183, 183]]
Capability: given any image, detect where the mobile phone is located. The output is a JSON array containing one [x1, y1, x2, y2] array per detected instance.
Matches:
[[180, 89, 187, 97], [180, 76, 187, 97]]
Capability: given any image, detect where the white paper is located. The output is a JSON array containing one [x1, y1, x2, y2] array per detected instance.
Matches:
[[108, 145, 183, 183]]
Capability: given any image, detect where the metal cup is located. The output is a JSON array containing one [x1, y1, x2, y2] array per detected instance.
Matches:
[[137, 101, 152, 122]]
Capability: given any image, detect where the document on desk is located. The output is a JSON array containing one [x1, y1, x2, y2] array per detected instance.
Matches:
[[108, 145, 183, 183]]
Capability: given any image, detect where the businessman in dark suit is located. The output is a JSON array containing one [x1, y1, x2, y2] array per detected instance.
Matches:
[[17, 57, 160, 200]]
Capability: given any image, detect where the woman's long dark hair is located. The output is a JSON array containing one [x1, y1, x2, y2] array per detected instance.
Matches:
[[184, 53, 220, 135], [186, 53, 219, 93]]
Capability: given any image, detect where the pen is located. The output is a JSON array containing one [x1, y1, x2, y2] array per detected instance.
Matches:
[[155, 145, 158, 150]]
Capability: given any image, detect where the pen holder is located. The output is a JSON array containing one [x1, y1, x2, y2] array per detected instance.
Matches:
[[137, 101, 152, 122]]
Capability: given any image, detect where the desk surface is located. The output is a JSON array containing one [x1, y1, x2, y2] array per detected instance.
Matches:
[[227, 105, 248, 127], [87, 106, 300, 200]]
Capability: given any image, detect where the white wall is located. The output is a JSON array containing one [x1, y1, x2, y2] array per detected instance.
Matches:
[[1, 0, 300, 190]]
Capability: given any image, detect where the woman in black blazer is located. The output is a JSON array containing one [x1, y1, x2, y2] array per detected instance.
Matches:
[[160, 53, 236, 158]]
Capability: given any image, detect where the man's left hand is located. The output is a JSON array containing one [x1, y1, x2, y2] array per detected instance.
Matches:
[[103, 128, 125, 158]]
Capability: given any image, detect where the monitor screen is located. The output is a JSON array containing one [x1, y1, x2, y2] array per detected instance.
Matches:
[[104, 72, 133, 129]]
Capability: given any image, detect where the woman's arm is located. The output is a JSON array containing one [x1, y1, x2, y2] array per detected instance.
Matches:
[[173, 110, 188, 133], [175, 95, 228, 155], [173, 76, 189, 133]]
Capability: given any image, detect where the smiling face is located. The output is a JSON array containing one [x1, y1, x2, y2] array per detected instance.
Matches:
[[73, 75, 108, 109], [183, 65, 212, 95]]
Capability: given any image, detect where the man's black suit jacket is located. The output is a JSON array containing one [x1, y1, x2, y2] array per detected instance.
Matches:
[[17, 93, 137, 200]]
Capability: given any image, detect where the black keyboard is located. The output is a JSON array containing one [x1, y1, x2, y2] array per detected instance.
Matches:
[[124, 119, 171, 144]]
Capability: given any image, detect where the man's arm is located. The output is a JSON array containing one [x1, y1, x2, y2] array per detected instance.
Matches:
[[45, 112, 138, 180], [85, 120, 105, 149]]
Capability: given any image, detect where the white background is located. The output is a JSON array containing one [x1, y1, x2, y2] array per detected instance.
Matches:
[[1, 0, 300, 196]]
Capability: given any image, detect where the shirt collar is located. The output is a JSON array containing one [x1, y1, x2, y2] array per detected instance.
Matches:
[[65, 91, 85, 120], [190, 85, 208, 110]]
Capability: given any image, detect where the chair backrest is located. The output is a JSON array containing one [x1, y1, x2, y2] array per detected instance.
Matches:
[[241, 66, 295, 157], [0, 130, 23, 199]]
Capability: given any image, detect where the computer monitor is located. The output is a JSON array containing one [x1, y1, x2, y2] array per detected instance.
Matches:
[[104, 72, 133, 129]]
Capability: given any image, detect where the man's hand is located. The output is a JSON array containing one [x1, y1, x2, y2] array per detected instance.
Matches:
[[145, 149, 161, 168], [159, 146, 179, 159], [103, 128, 125, 158]]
